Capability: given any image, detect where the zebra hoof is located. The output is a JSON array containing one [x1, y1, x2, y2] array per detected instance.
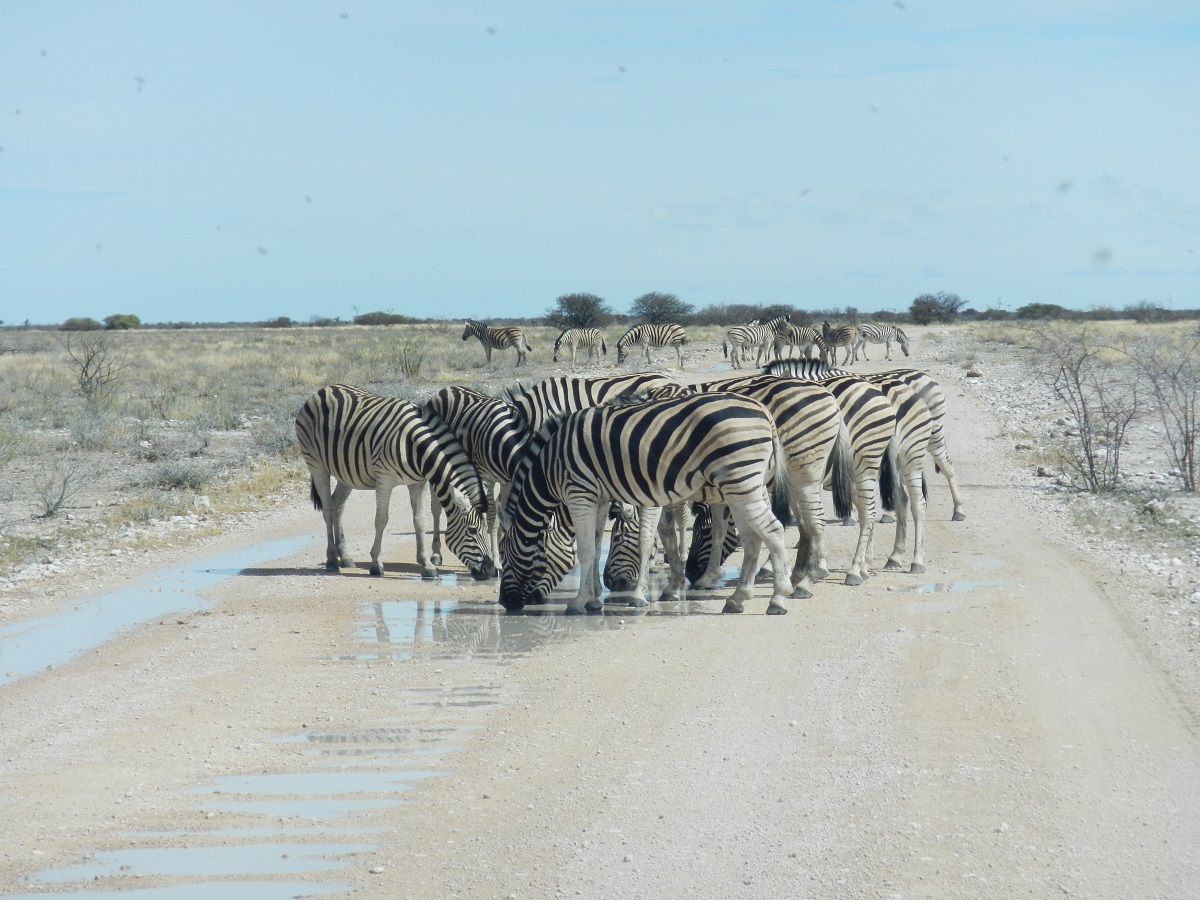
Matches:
[[879, 513, 896, 524], [421, 567, 438, 580], [653, 591, 674, 605], [844, 573, 863, 587], [430, 553, 443, 566], [791, 586, 813, 600], [909, 563, 926, 575], [585, 599, 604, 612], [564, 606, 586, 616], [812, 566, 830, 581], [325, 561, 340, 572], [766, 601, 788, 615], [722, 600, 745, 614], [368, 563, 384, 577], [883, 559, 903, 571], [841, 517, 855, 527], [952, 511, 967, 522]]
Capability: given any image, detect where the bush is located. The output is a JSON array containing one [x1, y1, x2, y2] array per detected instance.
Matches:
[[546, 293, 612, 328], [150, 460, 216, 491], [909, 293, 965, 325], [354, 311, 417, 326], [60, 317, 103, 331], [104, 313, 141, 330], [263, 316, 293, 328], [1016, 303, 1068, 320], [630, 292, 694, 324]]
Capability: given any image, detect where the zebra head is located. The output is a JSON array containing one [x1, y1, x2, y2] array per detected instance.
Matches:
[[444, 501, 498, 580], [603, 502, 641, 592], [498, 419, 562, 610], [895, 327, 911, 357], [614, 325, 640, 364], [552, 330, 567, 362], [462, 320, 480, 341], [685, 502, 740, 586]]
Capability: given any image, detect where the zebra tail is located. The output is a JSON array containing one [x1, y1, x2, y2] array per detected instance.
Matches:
[[310, 477, 323, 512], [922, 471, 928, 501], [830, 425, 854, 521], [601, 337, 608, 354], [722, 340, 728, 358], [769, 434, 793, 526], [878, 444, 896, 513]]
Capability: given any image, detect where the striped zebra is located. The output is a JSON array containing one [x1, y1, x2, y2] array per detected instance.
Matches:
[[684, 502, 741, 586], [499, 392, 801, 615], [764, 358, 966, 521], [603, 502, 678, 592], [854, 323, 911, 361], [462, 319, 533, 367], [422, 384, 576, 596], [294, 384, 496, 580], [773, 323, 823, 361], [615, 323, 687, 368], [870, 374, 933, 573], [695, 374, 879, 586], [506, 372, 677, 434], [822, 322, 861, 365], [552, 327, 607, 367], [722, 316, 789, 369]]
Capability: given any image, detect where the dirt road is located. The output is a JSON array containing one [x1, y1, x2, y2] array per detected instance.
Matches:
[[3, 355, 1199, 898]]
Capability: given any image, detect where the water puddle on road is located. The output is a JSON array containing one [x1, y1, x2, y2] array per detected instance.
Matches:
[[905, 580, 1011, 594], [9, 883, 352, 900], [0, 536, 313, 686]]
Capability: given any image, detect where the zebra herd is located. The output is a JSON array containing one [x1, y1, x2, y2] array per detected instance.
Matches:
[[464, 319, 687, 369], [725, 319, 912, 367], [294, 330, 966, 617]]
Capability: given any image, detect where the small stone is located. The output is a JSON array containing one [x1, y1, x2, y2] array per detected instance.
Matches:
[[623, 855, 633, 863], [369, 866, 385, 875]]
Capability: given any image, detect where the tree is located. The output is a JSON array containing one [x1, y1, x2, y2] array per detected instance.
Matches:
[[909, 292, 965, 325], [1015, 303, 1067, 320], [546, 293, 612, 329], [104, 313, 141, 330], [353, 311, 416, 325], [630, 292, 693, 324], [60, 317, 104, 331]]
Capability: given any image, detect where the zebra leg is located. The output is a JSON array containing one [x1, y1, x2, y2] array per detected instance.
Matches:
[[566, 499, 602, 614], [428, 487, 444, 567], [366, 482, 399, 577], [907, 467, 927, 573], [405, 481, 438, 579], [843, 474, 877, 586], [311, 469, 348, 570], [676, 344, 684, 368], [859, 340, 870, 361], [328, 480, 355, 568], [725, 490, 793, 613], [789, 470, 829, 587], [484, 344, 493, 363], [633, 505, 664, 605], [486, 480, 501, 564], [693, 502, 731, 590], [929, 426, 967, 520], [884, 339, 892, 361]]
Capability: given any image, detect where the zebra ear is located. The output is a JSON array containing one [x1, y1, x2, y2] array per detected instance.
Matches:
[[448, 487, 473, 513]]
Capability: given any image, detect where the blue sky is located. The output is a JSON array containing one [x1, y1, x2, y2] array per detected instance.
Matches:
[[2, 1, 1197, 324]]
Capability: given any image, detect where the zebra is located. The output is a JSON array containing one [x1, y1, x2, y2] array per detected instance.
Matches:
[[822, 322, 861, 365], [773, 323, 823, 361], [763, 358, 966, 521], [462, 319, 533, 367], [684, 502, 741, 586], [722, 316, 789, 369], [294, 384, 496, 580], [602, 502, 679, 592], [615, 323, 687, 368], [695, 373, 877, 586], [499, 392, 802, 615], [552, 327, 607, 367], [870, 374, 933, 573], [422, 384, 577, 597], [505, 372, 677, 434], [854, 323, 911, 361]]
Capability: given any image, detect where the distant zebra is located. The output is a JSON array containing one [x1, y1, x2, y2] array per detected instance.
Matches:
[[615, 323, 687, 368], [499, 392, 801, 615], [772, 323, 823, 361], [423, 385, 576, 597], [552, 327, 607, 367], [462, 319, 532, 366], [722, 316, 789, 369], [764, 358, 966, 521], [822, 322, 861, 365], [295, 384, 496, 580], [506, 373, 677, 434], [854, 324, 910, 361]]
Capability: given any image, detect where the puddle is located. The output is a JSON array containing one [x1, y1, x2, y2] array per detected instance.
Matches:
[[904, 580, 1011, 594], [0, 536, 313, 686], [190, 769, 442, 797], [200, 797, 396, 818], [7, 883, 353, 900], [33, 843, 371, 883]]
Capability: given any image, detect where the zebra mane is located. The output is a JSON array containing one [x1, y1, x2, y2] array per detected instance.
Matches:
[[503, 415, 564, 523], [761, 358, 848, 379]]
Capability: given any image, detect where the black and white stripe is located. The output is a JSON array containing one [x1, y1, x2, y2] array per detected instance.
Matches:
[[723, 316, 789, 369], [506, 373, 677, 434], [772, 323, 823, 361], [871, 375, 933, 573], [422, 385, 575, 596], [552, 328, 607, 366], [295, 384, 496, 580], [462, 319, 533, 366], [821, 322, 861, 365], [763, 358, 966, 521], [499, 392, 801, 615], [854, 324, 911, 361], [615, 323, 687, 367]]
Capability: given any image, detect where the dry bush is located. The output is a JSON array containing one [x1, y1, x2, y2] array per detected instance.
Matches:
[[36, 450, 98, 517], [1120, 331, 1200, 491], [60, 332, 126, 405]]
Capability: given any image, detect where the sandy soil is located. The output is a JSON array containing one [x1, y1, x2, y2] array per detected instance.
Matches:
[[2, 334, 1199, 898]]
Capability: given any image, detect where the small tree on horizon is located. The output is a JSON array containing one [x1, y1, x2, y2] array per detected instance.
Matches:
[[546, 293, 612, 329], [630, 292, 693, 324], [104, 313, 141, 330], [909, 292, 965, 325]]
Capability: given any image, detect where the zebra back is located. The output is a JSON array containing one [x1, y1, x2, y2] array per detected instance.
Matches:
[[423, 385, 528, 484], [506, 373, 676, 433]]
